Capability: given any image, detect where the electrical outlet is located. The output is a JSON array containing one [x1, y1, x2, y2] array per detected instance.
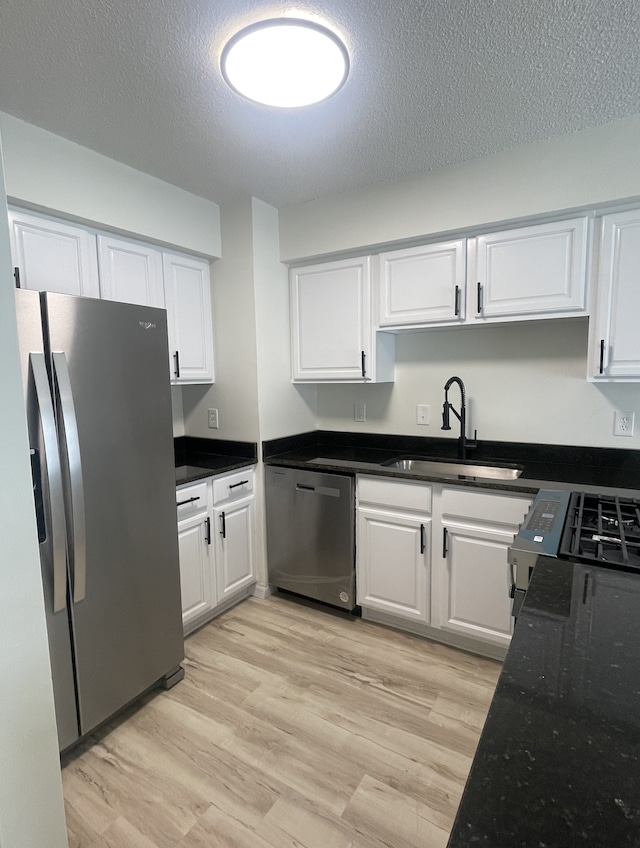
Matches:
[[208, 408, 219, 429], [614, 411, 634, 437], [354, 402, 366, 423], [416, 404, 430, 425]]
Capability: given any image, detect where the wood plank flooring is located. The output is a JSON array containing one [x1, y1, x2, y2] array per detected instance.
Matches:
[[61, 595, 501, 848]]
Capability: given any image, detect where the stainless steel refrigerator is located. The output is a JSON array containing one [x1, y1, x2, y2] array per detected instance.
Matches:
[[15, 289, 184, 752]]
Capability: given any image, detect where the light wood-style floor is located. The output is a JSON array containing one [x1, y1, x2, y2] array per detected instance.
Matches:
[[62, 595, 501, 848]]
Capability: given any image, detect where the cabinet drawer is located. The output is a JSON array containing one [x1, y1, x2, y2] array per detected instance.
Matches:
[[358, 476, 432, 512], [176, 481, 209, 520], [441, 486, 531, 527], [213, 468, 254, 504]]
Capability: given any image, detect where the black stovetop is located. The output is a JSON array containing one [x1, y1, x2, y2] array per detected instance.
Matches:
[[560, 491, 640, 570]]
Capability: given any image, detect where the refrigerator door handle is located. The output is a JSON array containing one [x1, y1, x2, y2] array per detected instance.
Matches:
[[30, 353, 68, 613], [52, 351, 87, 604]]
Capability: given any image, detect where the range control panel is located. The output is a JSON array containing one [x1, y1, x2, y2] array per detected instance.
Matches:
[[517, 489, 571, 556]]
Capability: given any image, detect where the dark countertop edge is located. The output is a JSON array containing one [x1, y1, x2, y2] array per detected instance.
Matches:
[[447, 556, 640, 847], [262, 430, 640, 471], [175, 435, 257, 463], [175, 458, 257, 486], [263, 454, 640, 498], [174, 436, 258, 485]]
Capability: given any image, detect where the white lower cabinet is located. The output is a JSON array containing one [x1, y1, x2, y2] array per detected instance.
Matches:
[[438, 487, 531, 650], [213, 497, 256, 602], [357, 477, 432, 623], [358, 508, 431, 622], [177, 511, 214, 630], [177, 467, 256, 635], [356, 476, 531, 655]]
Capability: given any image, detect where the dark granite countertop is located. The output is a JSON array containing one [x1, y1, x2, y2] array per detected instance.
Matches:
[[175, 436, 257, 485], [262, 431, 640, 496], [447, 556, 640, 847]]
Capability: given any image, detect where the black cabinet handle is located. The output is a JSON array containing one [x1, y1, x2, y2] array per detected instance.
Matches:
[[454, 285, 460, 316], [442, 527, 449, 557], [229, 479, 249, 490], [599, 339, 605, 375], [173, 350, 181, 379], [14, 267, 21, 289], [177, 496, 200, 507], [220, 511, 226, 539], [204, 516, 211, 545], [361, 350, 366, 379], [476, 282, 483, 315], [420, 524, 426, 554]]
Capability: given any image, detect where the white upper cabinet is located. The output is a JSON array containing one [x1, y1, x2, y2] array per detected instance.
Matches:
[[9, 208, 100, 298], [473, 217, 590, 321], [376, 217, 590, 330], [588, 209, 640, 381], [378, 239, 466, 327], [163, 252, 215, 385], [290, 256, 394, 383], [97, 234, 165, 307]]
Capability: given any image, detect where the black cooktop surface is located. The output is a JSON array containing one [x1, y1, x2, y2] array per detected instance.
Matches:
[[561, 492, 640, 570]]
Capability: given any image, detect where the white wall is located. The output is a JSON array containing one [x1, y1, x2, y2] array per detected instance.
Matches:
[[170, 387, 185, 437], [279, 115, 640, 261], [316, 319, 640, 449], [0, 137, 68, 847], [182, 198, 260, 441], [252, 198, 317, 442], [0, 112, 221, 258]]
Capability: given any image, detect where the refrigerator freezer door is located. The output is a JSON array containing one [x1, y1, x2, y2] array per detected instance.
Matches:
[[43, 293, 183, 738], [15, 289, 79, 751]]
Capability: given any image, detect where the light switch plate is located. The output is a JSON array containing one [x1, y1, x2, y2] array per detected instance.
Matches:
[[208, 408, 219, 429]]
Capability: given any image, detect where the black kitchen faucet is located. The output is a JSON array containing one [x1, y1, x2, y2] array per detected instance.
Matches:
[[442, 376, 476, 460]]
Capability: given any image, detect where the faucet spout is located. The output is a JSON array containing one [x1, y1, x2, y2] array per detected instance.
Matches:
[[442, 376, 471, 459]]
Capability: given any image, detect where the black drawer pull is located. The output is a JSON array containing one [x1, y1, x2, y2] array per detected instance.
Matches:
[[361, 350, 367, 379], [476, 282, 483, 315], [599, 339, 605, 375], [220, 511, 226, 539], [442, 527, 449, 557], [454, 285, 460, 316], [177, 496, 200, 507], [229, 479, 249, 489], [174, 350, 181, 379], [420, 524, 426, 554], [205, 516, 211, 545]]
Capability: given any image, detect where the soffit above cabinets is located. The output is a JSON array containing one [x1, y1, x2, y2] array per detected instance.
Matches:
[[0, 0, 639, 208]]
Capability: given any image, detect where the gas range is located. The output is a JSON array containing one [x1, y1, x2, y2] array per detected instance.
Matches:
[[508, 489, 640, 616]]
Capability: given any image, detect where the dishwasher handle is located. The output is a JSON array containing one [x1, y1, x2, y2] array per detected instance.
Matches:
[[296, 484, 315, 492]]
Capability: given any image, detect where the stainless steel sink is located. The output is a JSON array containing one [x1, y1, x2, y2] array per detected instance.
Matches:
[[383, 457, 523, 480]]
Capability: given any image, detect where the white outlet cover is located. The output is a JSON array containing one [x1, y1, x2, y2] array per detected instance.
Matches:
[[614, 411, 635, 437]]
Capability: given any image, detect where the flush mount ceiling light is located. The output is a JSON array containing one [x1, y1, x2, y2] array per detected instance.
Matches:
[[221, 18, 350, 108]]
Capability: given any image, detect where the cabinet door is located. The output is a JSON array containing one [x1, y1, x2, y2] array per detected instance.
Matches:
[[357, 507, 431, 622], [163, 252, 215, 384], [378, 240, 466, 326], [291, 256, 374, 382], [440, 521, 515, 648], [177, 512, 214, 632], [474, 217, 589, 320], [9, 208, 100, 298], [589, 210, 640, 380], [97, 235, 164, 307], [214, 497, 256, 601]]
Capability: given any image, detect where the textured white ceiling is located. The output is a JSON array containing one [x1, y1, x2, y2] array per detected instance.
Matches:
[[0, 0, 639, 209]]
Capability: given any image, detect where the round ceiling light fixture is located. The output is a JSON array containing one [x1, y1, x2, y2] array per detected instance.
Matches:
[[221, 18, 350, 108]]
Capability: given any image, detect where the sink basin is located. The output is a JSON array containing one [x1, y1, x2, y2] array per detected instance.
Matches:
[[382, 457, 523, 480]]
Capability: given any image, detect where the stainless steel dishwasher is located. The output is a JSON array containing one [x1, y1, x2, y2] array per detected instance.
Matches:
[[265, 466, 356, 611]]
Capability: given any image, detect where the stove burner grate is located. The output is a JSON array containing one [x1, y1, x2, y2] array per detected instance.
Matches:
[[561, 492, 640, 569]]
